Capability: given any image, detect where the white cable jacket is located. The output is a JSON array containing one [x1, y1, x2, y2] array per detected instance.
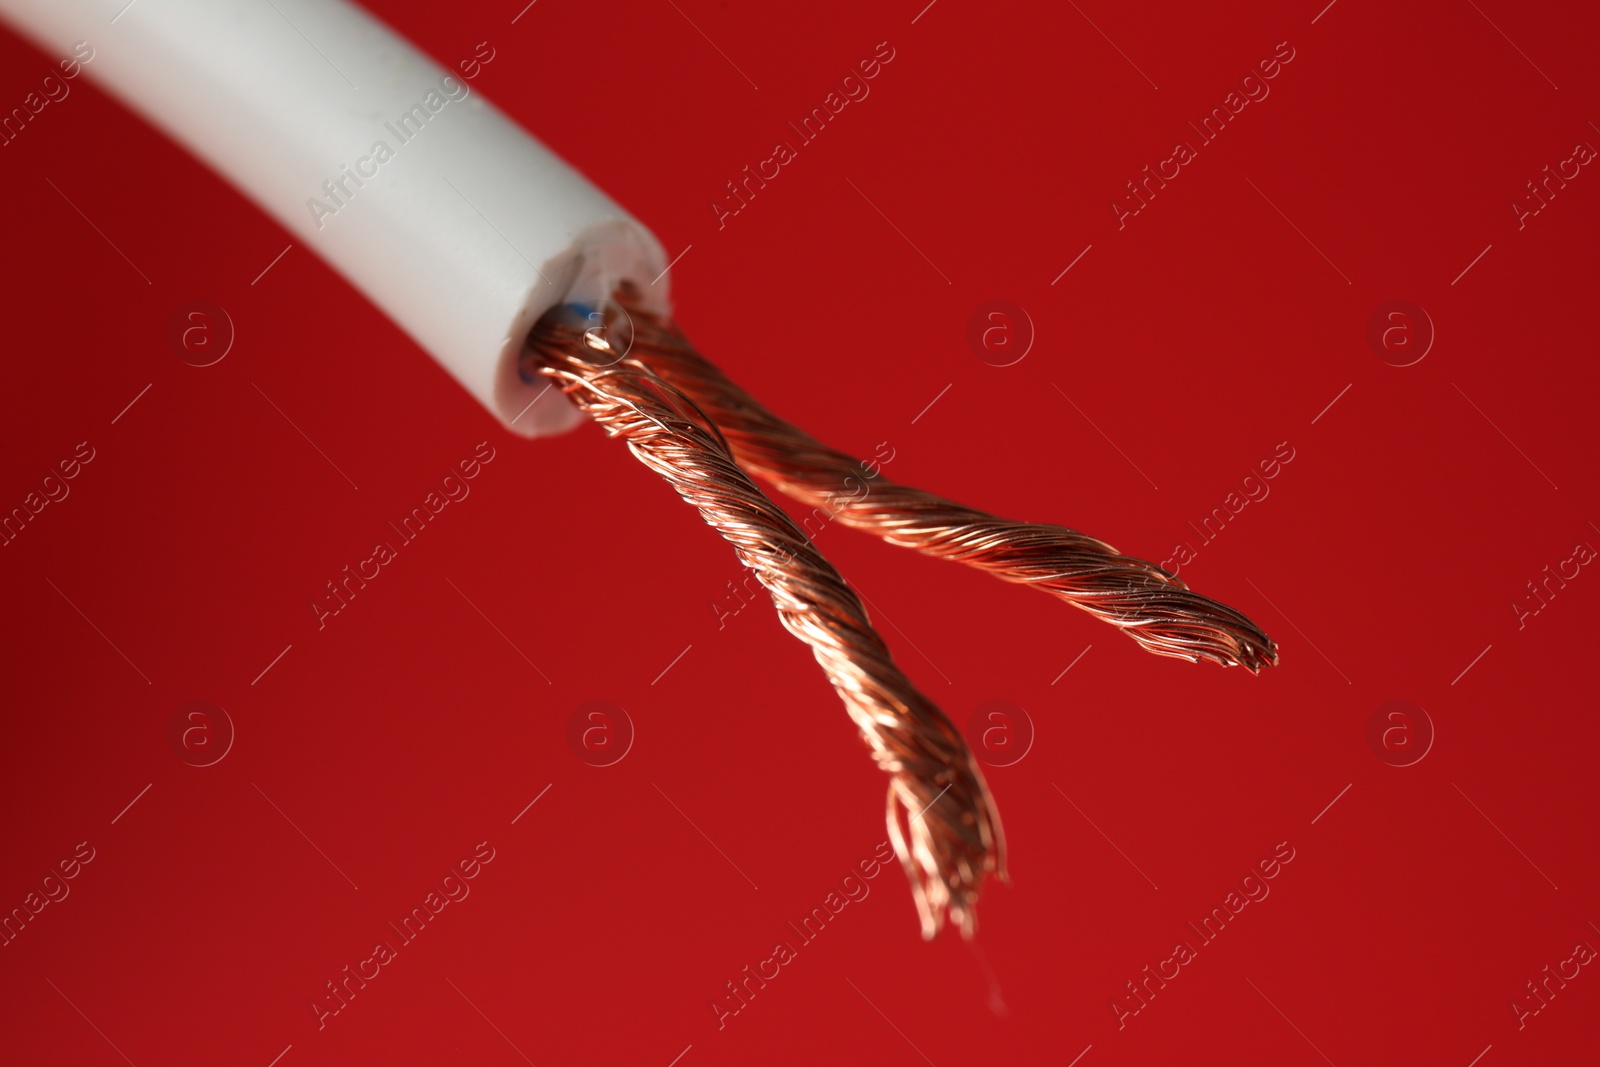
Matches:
[[0, 0, 670, 437]]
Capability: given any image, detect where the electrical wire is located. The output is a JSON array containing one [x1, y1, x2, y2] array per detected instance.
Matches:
[[1, 0, 1276, 948]]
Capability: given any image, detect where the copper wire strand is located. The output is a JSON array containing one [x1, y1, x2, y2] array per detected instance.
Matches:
[[606, 287, 1279, 673], [524, 311, 1003, 939]]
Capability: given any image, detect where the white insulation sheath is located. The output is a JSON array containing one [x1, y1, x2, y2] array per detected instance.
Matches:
[[0, 0, 670, 437]]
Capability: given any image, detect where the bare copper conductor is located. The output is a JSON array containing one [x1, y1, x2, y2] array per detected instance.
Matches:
[[608, 287, 1279, 673], [525, 305, 1004, 939], [524, 289, 1279, 941]]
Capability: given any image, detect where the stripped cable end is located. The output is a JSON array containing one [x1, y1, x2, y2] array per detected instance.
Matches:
[[525, 290, 1279, 940]]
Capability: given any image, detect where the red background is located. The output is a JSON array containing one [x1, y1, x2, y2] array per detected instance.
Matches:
[[2, 1, 1598, 1064]]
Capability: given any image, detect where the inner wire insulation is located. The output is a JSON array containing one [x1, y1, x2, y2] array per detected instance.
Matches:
[[524, 306, 1004, 940], [607, 287, 1279, 673]]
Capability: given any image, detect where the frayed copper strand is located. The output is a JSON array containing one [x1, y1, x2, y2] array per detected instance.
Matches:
[[524, 306, 1003, 939], [610, 287, 1278, 673]]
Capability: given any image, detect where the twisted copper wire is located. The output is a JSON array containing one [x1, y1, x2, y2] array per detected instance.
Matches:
[[524, 308, 1003, 939], [608, 288, 1278, 673]]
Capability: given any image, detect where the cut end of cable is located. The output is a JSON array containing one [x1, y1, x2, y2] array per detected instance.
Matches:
[[888, 773, 1006, 941], [1105, 584, 1281, 673], [523, 290, 1277, 941]]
